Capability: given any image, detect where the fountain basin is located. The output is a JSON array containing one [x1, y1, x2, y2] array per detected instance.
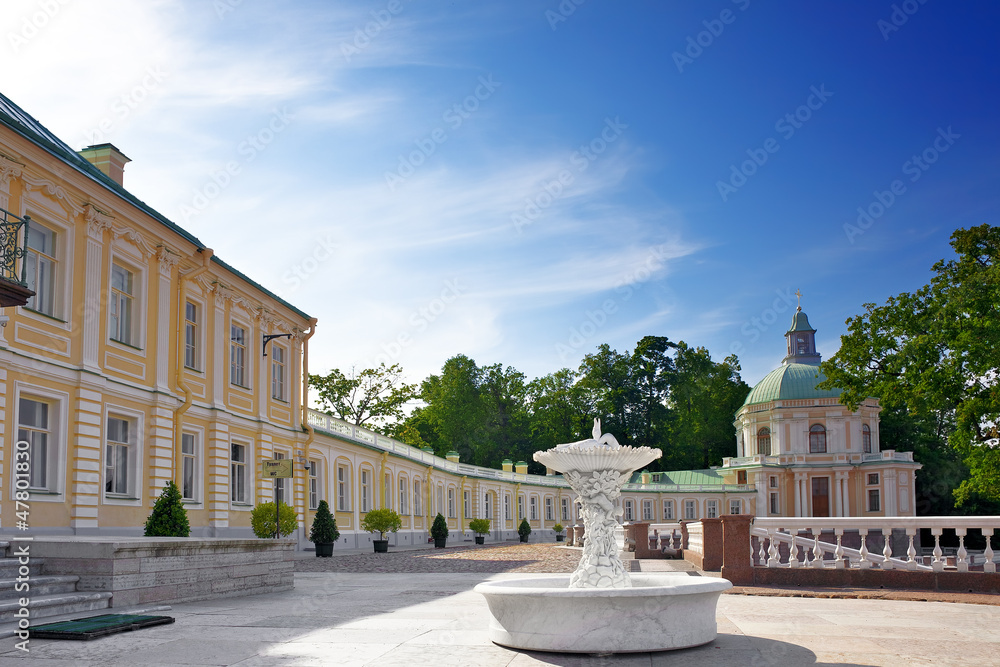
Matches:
[[475, 573, 732, 653]]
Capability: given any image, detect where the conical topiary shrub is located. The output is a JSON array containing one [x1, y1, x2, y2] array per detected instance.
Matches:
[[144, 481, 191, 537], [309, 500, 339, 557], [518, 517, 531, 542], [431, 512, 449, 548]]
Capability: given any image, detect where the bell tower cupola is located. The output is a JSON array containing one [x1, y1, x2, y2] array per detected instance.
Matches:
[[783, 291, 821, 366]]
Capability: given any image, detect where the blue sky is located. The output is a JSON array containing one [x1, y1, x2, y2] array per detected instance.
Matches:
[[3, 0, 999, 388]]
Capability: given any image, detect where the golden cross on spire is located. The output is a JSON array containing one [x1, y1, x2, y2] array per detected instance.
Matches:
[[794, 289, 803, 310]]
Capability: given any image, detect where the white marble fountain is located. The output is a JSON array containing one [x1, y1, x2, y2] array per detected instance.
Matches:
[[474, 419, 732, 653]]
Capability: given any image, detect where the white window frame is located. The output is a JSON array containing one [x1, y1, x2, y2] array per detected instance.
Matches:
[[684, 499, 697, 520], [544, 496, 553, 521], [360, 468, 371, 512], [868, 488, 881, 512], [561, 497, 569, 521], [413, 478, 422, 516], [518, 495, 524, 520], [623, 499, 634, 522], [729, 499, 742, 515], [230, 321, 250, 388], [437, 485, 444, 517], [230, 440, 251, 506], [529, 495, 538, 521], [102, 406, 144, 506], [109, 260, 141, 347], [706, 500, 718, 519], [308, 459, 320, 510], [463, 489, 470, 518], [484, 491, 492, 519], [642, 499, 653, 521], [504, 493, 511, 521], [24, 220, 58, 317], [399, 475, 408, 515], [770, 491, 780, 515], [12, 384, 67, 501], [184, 300, 200, 370], [447, 487, 455, 518], [383, 472, 392, 510], [271, 344, 287, 401], [663, 499, 674, 521], [336, 462, 350, 512], [180, 430, 202, 502], [274, 451, 288, 507]]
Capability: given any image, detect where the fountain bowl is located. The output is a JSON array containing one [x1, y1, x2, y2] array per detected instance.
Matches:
[[474, 573, 732, 653]]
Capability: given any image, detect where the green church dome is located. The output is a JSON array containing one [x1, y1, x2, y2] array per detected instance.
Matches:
[[742, 362, 841, 407]]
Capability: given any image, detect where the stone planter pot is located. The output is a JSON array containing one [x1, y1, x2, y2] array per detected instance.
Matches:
[[555, 535, 565, 542], [475, 536, 485, 545], [434, 538, 447, 548], [373, 540, 389, 553], [315, 542, 334, 557], [519, 535, 529, 543]]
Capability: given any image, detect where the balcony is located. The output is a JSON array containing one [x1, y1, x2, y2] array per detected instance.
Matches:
[[0, 207, 34, 308]]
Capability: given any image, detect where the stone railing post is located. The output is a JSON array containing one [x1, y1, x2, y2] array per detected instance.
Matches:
[[720, 515, 754, 585], [701, 518, 724, 571], [679, 520, 689, 550], [631, 522, 654, 559]]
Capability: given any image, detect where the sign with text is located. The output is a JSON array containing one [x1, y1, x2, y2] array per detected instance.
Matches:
[[261, 458, 293, 479]]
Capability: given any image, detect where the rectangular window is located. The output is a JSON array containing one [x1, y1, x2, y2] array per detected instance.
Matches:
[[271, 345, 287, 400], [770, 492, 780, 515], [274, 452, 287, 507], [561, 497, 569, 521], [413, 480, 422, 515], [504, 494, 511, 521], [105, 416, 132, 495], [18, 397, 51, 490], [706, 500, 718, 519], [24, 223, 56, 316], [230, 443, 247, 503], [361, 469, 370, 512], [642, 499, 653, 521], [663, 500, 674, 521], [518, 495, 524, 520], [623, 499, 634, 522], [730, 500, 742, 515], [737, 470, 748, 485], [484, 492, 492, 519], [545, 497, 553, 521], [308, 461, 319, 509], [463, 490, 470, 518], [448, 488, 455, 518], [384, 473, 392, 509], [181, 432, 197, 500], [230, 324, 247, 387], [109, 263, 135, 345], [337, 464, 348, 511], [438, 486, 445, 517], [868, 489, 881, 512], [684, 500, 697, 520], [867, 473, 880, 485], [769, 475, 778, 488], [399, 477, 408, 515], [529, 496, 538, 521], [184, 301, 199, 369]]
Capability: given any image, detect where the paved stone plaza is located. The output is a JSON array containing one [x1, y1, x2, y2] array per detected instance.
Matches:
[[1, 543, 998, 666]]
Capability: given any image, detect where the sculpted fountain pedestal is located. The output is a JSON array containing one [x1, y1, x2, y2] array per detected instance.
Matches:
[[475, 419, 732, 653]]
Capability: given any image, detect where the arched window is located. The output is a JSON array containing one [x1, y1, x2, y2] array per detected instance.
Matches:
[[862, 424, 872, 454], [757, 428, 771, 456], [809, 424, 827, 453]]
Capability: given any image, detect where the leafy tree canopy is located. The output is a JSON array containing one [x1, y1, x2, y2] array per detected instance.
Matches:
[[309, 362, 418, 434]]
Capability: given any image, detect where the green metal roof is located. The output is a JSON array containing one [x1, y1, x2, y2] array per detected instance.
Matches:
[[742, 362, 841, 407], [786, 309, 816, 333], [0, 92, 312, 321], [643, 469, 728, 485]]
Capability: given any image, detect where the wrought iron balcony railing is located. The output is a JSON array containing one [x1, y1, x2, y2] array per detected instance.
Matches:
[[0, 206, 35, 308]]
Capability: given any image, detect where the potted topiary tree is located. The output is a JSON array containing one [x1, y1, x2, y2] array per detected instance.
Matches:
[[144, 481, 190, 537], [554, 523, 565, 542], [518, 517, 531, 543], [309, 500, 339, 557], [469, 518, 490, 545], [250, 501, 298, 539], [360, 507, 402, 553], [431, 512, 449, 548]]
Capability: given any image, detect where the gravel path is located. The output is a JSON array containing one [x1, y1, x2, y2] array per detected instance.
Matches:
[[295, 542, 581, 574]]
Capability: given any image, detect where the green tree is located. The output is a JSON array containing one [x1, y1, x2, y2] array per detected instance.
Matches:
[[144, 480, 190, 537], [577, 344, 637, 445], [251, 501, 298, 538], [309, 363, 418, 434], [308, 500, 339, 544], [480, 363, 531, 469], [819, 225, 1000, 511], [630, 335, 676, 450], [413, 354, 488, 460], [527, 368, 592, 451]]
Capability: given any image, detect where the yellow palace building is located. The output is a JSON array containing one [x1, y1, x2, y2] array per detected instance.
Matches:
[[0, 93, 918, 550]]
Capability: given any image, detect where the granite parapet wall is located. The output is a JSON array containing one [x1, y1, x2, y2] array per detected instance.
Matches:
[[30, 537, 295, 607]]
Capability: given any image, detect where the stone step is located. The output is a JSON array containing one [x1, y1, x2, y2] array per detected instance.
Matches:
[[0, 575, 80, 599], [0, 591, 112, 624], [0, 558, 44, 578], [0, 542, 10, 557]]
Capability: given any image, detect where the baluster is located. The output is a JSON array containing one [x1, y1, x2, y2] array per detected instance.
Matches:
[[983, 529, 996, 573], [881, 528, 894, 570], [757, 535, 766, 566], [767, 529, 779, 568], [858, 528, 870, 569], [812, 528, 824, 568], [931, 528, 944, 572], [956, 528, 969, 573], [834, 528, 845, 569], [789, 528, 801, 568], [905, 528, 917, 571]]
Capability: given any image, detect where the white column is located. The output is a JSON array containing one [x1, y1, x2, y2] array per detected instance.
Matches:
[[841, 476, 850, 516], [793, 474, 803, 517], [212, 290, 227, 409], [82, 223, 106, 373], [154, 250, 176, 393], [884, 470, 897, 515]]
